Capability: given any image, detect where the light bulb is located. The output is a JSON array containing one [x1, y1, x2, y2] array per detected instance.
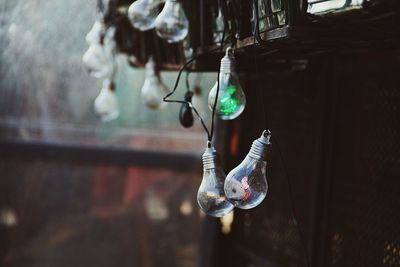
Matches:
[[179, 91, 194, 128], [94, 79, 120, 121], [141, 57, 170, 110], [213, 4, 224, 44], [197, 142, 234, 218], [224, 130, 271, 209], [85, 20, 104, 44], [82, 28, 116, 79], [208, 48, 246, 120], [128, 0, 162, 31], [154, 0, 189, 43]]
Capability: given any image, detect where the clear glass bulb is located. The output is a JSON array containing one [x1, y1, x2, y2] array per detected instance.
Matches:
[[141, 57, 170, 110], [224, 130, 271, 209], [94, 79, 120, 122], [128, 0, 162, 31], [213, 3, 224, 44], [197, 142, 234, 217], [155, 0, 189, 43], [82, 28, 116, 79], [208, 48, 246, 120], [85, 20, 104, 44]]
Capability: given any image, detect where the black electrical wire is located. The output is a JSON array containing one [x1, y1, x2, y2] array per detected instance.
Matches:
[[185, 71, 190, 92], [272, 135, 311, 267], [252, 35, 311, 267], [163, 19, 230, 141], [163, 45, 221, 141], [209, 25, 227, 142], [163, 55, 212, 139]]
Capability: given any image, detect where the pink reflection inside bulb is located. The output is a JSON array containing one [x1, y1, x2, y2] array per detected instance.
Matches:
[[241, 176, 252, 201]]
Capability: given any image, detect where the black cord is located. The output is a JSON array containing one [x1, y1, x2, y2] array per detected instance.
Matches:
[[163, 9, 229, 141], [185, 70, 190, 92], [272, 135, 311, 267], [163, 55, 212, 139], [251, 28, 311, 267], [209, 25, 227, 142]]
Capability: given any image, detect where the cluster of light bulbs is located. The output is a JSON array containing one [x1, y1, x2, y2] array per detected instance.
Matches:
[[128, 0, 189, 43], [82, 1, 269, 218], [82, 0, 190, 121], [83, 22, 120, 122], [198, 130, 271, 217]]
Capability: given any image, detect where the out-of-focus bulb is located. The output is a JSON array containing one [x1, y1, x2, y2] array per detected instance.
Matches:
[[128, 0, 162, 31], [82, 28, 116, 79], [0, 208, 18, 228], [85, 20, 104, 44], [141, 57, 170, 110], [94, 79, 120, 121], [220, 211, 234, 234], [179, 91, 194, 128], [213, 5, 224, 44], [155, 0, 189, 43], [197, 142, 234, 218], [224, 130, 271, 209], [208, 47, 246, 120]]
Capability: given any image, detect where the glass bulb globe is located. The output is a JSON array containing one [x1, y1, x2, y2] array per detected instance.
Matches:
[[155, 0, 189, 43], [141, 57, 170, 110], [82, 43, 114, 79], [224, 130, 271, 209], [85, 20, 104, 44], [213, 5, 224, 44], [128, 0, 162, 31], [94, 79, 120, 122], [197, 142, 234, 217], [82, 28, 116, 79], [208, 48, 246, 120]]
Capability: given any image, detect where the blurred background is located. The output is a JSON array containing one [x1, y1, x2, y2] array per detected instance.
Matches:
[[1, 0, 400, 267], [0, 1, 214, 267]]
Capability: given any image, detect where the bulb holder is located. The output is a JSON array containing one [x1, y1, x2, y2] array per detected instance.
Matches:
[[202, 142, 221, 170], [220, 47, 236, 73], [248, 130, 271, 161], [145, 56, 159, 76]]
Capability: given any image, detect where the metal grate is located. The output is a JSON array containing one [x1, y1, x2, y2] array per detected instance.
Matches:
[[383, 241, 400, 267], [324, 61, 400, 267], [215, 54, 400, 267], [252, 0, 287, 32]]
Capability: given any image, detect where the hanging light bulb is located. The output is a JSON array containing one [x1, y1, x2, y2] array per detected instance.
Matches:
[[224, 130, 271, 209], [82, 27, 116, 79], [85, 19, 105, 44], [154, 0, 189, 43], [179, 91, 194, 128], [212, 0, 224, 44], [141, 57, 170, 110], [94, 79, 120, 122], [128, 0, 162, 31], [208, 47, 246, 120], [197, 142, 234, 218], [82, 43, 114, 78]]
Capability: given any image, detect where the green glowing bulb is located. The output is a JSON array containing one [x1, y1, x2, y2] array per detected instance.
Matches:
[[208, 48, 246, 120], [208, 74, 246, 120]]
